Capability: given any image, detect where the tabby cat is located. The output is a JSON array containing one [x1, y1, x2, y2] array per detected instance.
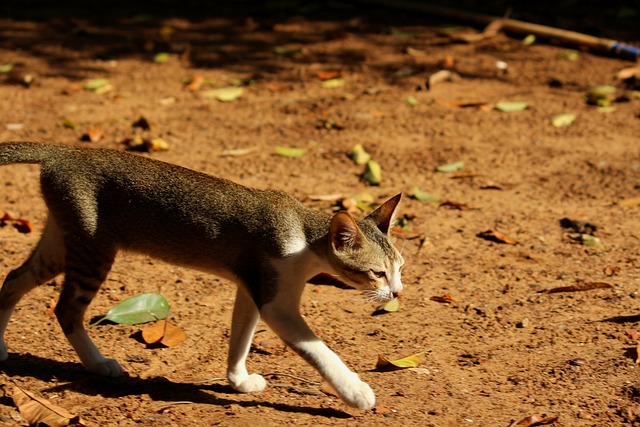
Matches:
[[0, 142, 404, 410]]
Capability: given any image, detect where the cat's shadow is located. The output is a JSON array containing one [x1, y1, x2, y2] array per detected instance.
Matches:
[[0, 353, 352, 419]]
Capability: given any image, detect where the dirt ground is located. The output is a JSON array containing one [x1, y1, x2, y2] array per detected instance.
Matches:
[[0, 3, 639, 426]]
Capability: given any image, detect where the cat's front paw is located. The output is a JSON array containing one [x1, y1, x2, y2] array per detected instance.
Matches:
[[337, 376, 376, 410], [85, 358, 123, 378], [229, 373, 267, 393]]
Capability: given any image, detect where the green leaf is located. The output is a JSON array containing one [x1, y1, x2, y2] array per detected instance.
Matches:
[[550, 113, 576, 128], [495, 101, 529, 112], [0, 63, 14, 74], [405, 96, 419, 106], [436, 160, 464, 173], [580, 234, 605, 251], [352, 192, 375, 210], [559, 49, 580, 61], [201, 87, 244, 102], [92, 293, 170, 326], [350, 144, 371, 165], [153, 52, 170, 63], [274, 46, 301, 57], [321, 78, 345, 89], [275, 146, 306, 158], [522, 34, 536, 45], [597, 106, 617, 113], [411, 187, 440, 202], [363, 159, 382, 185], [83, 78, 110, 91], [62, 118, 79, 131]]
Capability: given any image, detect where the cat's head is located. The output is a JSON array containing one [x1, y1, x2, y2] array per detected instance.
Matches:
[[327, 194, 405, 302]]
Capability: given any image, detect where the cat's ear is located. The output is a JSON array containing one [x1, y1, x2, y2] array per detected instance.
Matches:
[[330, 212, 363, 251], [365, 193, 402, 234]]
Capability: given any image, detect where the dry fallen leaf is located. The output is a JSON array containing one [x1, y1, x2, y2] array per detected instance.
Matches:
[[376, 352, 426, 371], [426, 69, 461, 90], [141, 319, 186, 347], [185, 74, 204, 91], [618, 196, 640, 207], [430, 294, 456, 304], [540, 282, 614, 294], [476, 229, 518, 245], [438, 200, 476, 210], [316, 70, 342, 81], [1, 212, 33, 233], [603, 265, 621, 276], [12, 384, 84, 427], [510, 413, 559, 426]]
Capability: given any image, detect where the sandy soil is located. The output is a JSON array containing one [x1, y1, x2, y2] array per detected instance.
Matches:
[[0, 3, 639, 426]]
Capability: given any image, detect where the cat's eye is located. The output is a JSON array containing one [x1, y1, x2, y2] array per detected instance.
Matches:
[[373, 271, 386, 279]]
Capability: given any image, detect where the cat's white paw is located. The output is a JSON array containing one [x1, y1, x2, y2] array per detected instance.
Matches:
[[337, 376, 376, 410], [229, 373, 267, 393], [85, 358, 123, 378], [0, 340, 8, 361]]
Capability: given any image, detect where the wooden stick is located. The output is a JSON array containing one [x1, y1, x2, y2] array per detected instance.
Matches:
[[362, 0, 640, 58]]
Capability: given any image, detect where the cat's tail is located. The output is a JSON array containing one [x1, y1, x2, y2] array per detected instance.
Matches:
[[0, 142, 72, 165]]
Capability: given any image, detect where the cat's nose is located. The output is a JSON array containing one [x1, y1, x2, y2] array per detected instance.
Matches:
[[392, 290, 402, 298]]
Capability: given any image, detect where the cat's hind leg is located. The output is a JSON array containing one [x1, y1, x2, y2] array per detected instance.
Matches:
[[227, 286, 266, 393], [0, 217, 65, 361], [55, 238, 121, 377]]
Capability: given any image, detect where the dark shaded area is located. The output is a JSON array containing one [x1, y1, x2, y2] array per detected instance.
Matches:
[[0, 352, 353, 418], [0, 1, 637, 81]]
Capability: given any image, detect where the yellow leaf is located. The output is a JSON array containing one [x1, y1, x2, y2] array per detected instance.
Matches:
[[376, 352, 426, 370], [619, 196, 640, 207]]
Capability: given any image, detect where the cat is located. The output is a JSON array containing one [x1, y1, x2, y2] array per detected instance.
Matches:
[[0, 142, 404, 410]]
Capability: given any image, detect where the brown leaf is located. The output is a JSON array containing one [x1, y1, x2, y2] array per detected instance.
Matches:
[[141, 319, 186, 347], [430, 294, 456, 304], [604, 265, 621, 276], [372, 406, 394, 414], [1, 212, 33, 233], [391, 226, 424, 240], [426, 69, 461, 90], [479, 180, 517, 190], [477, 229, 517, 245], [540, 282, 613, 294], [435, 98, 488, 108], [185, 74, 204, 91], [316, 70, 342, 81], [12, 384, 84, 427], [438, 200, 476, 210], [511, 413, 559, 427]]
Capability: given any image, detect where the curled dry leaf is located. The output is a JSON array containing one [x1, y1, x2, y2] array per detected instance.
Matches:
[[375, 352, 426, 371], [477, 229, 518, 245], [510, 413, 559, 427], [426, 69, 461, 90], [141, 319, 186, 347], [438, 200, 475, 210], [430, 294, 456, 304], [316, 70, 342, 81], [185, 74, 204, 91], [12, 384, 84, 427], [1, 212, 33, 233], [220, 147, 259, 157], [373, 298, 400, 315], [540, 282, 613, 294]]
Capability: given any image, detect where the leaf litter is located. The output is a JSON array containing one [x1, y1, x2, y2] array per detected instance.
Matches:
[[539, 282, 613, 294]]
